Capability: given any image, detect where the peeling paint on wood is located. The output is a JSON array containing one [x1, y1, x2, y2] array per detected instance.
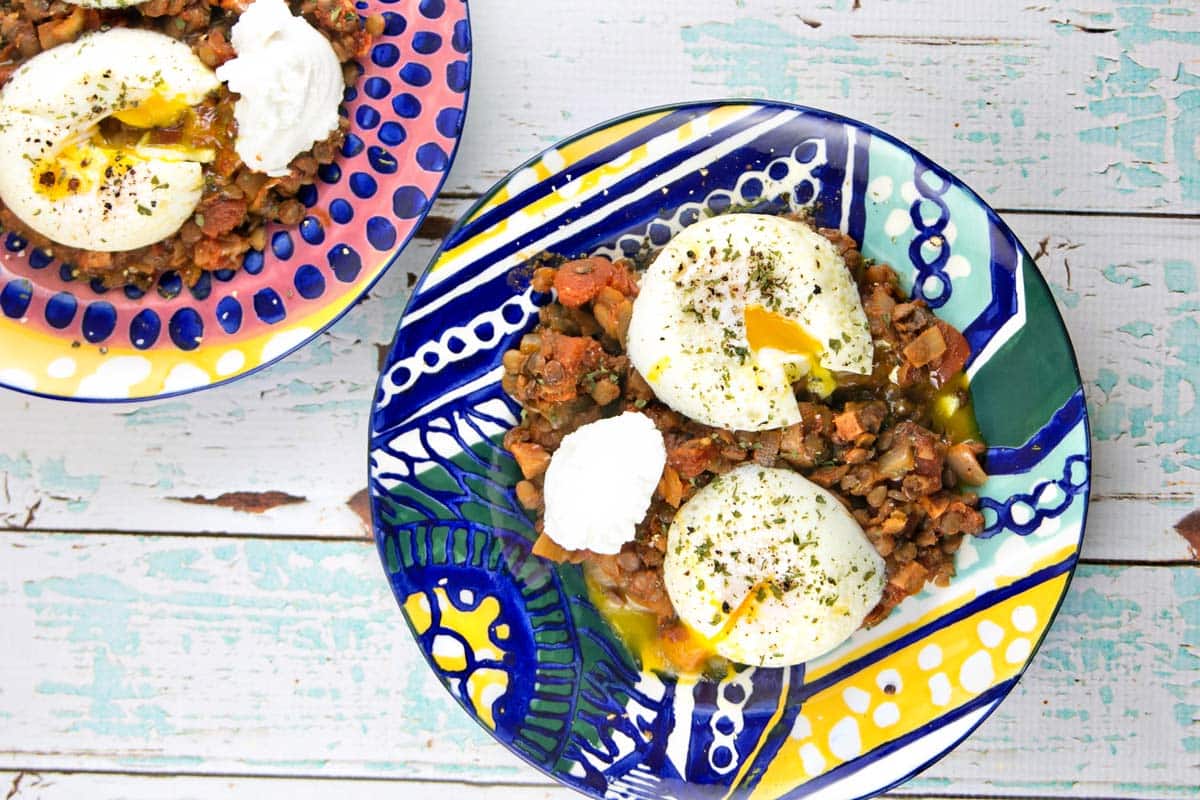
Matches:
[[173, 491, 307, 515], [1175, 510, 1200, 559], [413, 215, 456, 242], [346, 489, 372, 534]]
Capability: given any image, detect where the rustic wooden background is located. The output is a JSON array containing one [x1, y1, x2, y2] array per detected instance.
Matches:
[[2, 1, 1198, 797]]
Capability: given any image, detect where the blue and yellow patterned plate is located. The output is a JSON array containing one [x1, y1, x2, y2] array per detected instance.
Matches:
[[368, 100, 1091, 799]]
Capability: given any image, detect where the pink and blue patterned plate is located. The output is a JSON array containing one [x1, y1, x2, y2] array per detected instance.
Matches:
[[369, 101, 1091, 799], [0, 0, 469, 401]]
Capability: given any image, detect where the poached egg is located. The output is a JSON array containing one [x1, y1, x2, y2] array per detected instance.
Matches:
[[663, 465, 885, 667], [0, 28, 220, 251], [626, 214, 874, 431]]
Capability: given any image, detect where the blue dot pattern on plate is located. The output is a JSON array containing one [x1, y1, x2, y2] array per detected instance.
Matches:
[[356, 105, 381, 129], [379, 122, 407, 145], [447, 61, 468, 92], [342, 133, 365, 157], [328, 245, 362, 282], [271, 232, 294, 260], [130, 309, 162, 350], [82, 302, 117, 344], [383, 10, 406, 34], [393, 186, 429, 218], [412, 32, 442, 53], [369, 146, 399, 173], [318, 162, 342, 184], [243, 249, 265, 275], [436, 108, 463, 138], [189, 271, 212, 301], [367, 216, 398, 250], [157, 271, 183, 300], [416, 143, 449, 171], [217, 297, 243, 334], [45, 293, 77, 329], [169, 308, 203, 351], [330, 199, 354, 224], [298, 184, 319, 208], [300, 217, 326, 245], [294, 265, 327, 299], [364, 76, 391, 99], [419, 0, 443, 18], [372, 42, 399, 67], [400, 62, 432, 86], [29, 248, 52, 269], [452, 19, 470, 52], [1, 279, 32, 318], [351, 172, 378, 198], [393, 92, 421, 118], [253, 288, 287, 324]]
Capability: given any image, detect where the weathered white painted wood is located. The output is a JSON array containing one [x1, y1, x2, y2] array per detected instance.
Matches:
[[0, 534, 1195, 797], [0, 771, 1116, 800], [0, 772, 576, 800], [452, 0, 1200, 213], [1, 213, 1194, 560]]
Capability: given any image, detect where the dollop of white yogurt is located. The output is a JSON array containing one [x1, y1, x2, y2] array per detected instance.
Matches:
[[542, 413, 667, 555], [216, 0, 345, 176]]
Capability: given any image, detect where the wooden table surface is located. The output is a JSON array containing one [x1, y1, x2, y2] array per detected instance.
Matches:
[[2, 1, 1198, 798]]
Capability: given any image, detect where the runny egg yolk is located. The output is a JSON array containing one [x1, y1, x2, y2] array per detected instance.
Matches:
[[32, 94, 216, 202], [744, 303, 836, 396], [932, 372, 983, 443], [33, 142, 136, 202], [586, 570, 727, 676], [111, 92, 192, 128]]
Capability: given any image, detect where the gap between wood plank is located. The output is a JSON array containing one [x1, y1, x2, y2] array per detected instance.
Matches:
[[0, 525, 1193, 569], [0, 766, 1151, 800], [430, 190, 1200, 222]]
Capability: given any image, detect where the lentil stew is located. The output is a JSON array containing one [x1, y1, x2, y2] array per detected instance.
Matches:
[[0, 0, 382, 289], [501, 217, 989, 673]]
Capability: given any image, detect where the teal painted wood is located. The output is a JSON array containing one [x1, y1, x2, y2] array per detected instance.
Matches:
[[0, 773, 574, 800], [450, 0, 1200, 213], [0, 534, 1194, 796]]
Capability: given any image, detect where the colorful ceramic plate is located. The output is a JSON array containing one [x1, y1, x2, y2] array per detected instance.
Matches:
[[369, 100, 1091, 799], [0, 0, 470, 401]]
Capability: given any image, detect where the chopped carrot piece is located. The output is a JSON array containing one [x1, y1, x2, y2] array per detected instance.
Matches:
[[553, 257, 614, 307]]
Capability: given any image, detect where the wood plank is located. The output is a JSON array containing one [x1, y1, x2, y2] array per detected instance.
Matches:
[[1, 212, 1194, 560], [0, 771, 1154, 800], [0, 533, 1195, 797], [0, 772, 574, 800], [452, 0, 1200, 213]]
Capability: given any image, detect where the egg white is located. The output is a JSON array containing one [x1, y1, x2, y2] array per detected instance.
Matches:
[[626, 213, 873, 431], [663, 465, 885, 667], [0, 28, 220, 251]]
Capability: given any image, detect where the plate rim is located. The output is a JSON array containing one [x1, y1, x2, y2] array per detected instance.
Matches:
[[368, 96, 1093, 800], [0, 0, 474, 405]]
